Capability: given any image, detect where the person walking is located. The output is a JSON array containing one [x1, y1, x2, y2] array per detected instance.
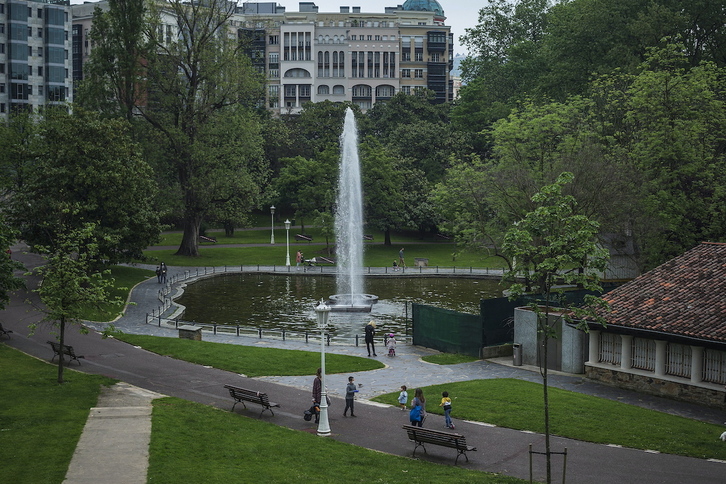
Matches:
[[343, 376, 358, 417], [364, 320, 377, 357], [398, 385, 408, 410], [160, 262, 168, 284], [409, 388, 426, 427], [440, 391, 454, 429], [296, 250, 303, 270], [398, 248, 406, 268], [312, 367, 322, 424], [155, 265, 162, 283]]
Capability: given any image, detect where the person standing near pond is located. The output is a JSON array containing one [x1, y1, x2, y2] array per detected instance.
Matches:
[[364, 320, 377, 357], [160, 262, 167, 284], [296, 250, 303, 270], [343, 376, 358, 417], [398, 248, 406, 268]]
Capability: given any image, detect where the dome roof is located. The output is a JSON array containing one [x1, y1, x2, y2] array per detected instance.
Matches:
[[401, 0, 445, 17]]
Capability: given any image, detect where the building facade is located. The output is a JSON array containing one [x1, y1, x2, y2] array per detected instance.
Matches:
[[0, 0, 73, 119], [69, 0, 453, 116]]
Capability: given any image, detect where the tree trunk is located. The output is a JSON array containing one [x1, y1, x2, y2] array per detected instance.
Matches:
[[384, 228, 391, 246], [57, 318, 66, 384], [176, 215, 201, 256]]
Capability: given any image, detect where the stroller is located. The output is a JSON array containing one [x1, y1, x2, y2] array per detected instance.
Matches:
[[303, 404, 320, 422], [387, 333, 396, 357]]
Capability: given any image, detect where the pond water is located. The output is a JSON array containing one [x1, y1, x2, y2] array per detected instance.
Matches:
[[176, 274, 504, 337]]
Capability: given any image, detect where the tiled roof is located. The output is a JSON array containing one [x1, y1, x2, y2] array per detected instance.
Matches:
[[602, 242, 726, 343]]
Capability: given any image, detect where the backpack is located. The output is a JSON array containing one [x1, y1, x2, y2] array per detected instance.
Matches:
[[409, 405, 422, 422]]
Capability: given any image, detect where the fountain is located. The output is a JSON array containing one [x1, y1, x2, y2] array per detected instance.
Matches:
[[329, 108, 377, 311]]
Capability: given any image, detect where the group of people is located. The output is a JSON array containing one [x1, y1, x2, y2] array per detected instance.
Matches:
[[308, 318, 454, 429], [401, 386, 455, 429], [364, 320, 397, 357], [309, 375, 455, 429], [155, 262, 167, 283]]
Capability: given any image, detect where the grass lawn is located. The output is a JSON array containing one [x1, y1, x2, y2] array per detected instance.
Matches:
[[113, 333, 385, 377], [83, 266, 156, 322], [372, 378, 726, 460], [148, 397, 524, 484], [143, 243, 507, 269], [1, 345, 523, 484], [421, 353, 481, 365], [0, 345, 117, 484]]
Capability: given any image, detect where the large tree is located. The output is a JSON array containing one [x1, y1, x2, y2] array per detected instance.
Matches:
[[9, 109, 161, 264], [502, 172, 609, 484]]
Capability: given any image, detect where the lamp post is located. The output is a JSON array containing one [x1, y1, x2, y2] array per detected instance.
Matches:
[[315, 299, 331, 436], [270, 205, 275, 245], [284, 219, 291, 266]]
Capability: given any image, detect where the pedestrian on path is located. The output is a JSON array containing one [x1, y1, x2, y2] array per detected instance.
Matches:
[[160, 262, 167, 283], [440, 390, 454, 429], [398, 247, 406, 268], [155, 265, 162, 283], [312, 367, 322, 424], [296, 250, 303, 270], [364, 320, 377, 357], [398, 385, 408, 410], [410, 388, 426, 427], [343, 376, 358, 417]]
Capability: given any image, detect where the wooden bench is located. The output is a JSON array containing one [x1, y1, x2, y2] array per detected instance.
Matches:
[[295, 234, 313, 242], [0, 322, 12, 339], [223, 384, 280, 417], [363, 234, 374, 241], [47, 341, 84, 365], [199, 235, 217, 243], [305, 256, 336, 266], [402, 424, 476, 465]]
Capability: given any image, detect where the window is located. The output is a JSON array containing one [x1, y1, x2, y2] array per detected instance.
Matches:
[[38, 66, 43, 76], [415, 52, 424, 62], [631, 338, 656, 371], [703, 349, 726, 384], [38, 28, 43, 38], [0, 45, 3, 54], [269, 35, 279, 45], [401, 69, 410, 78], [599, 333, 621, 365], [28, 27, 32, 38], [299, 85, 310, 97], [367, 35, 372, 40], [666, 343, 692, 378], [414, 69, 423, 79], [374, 35, 380, 41], [350, 35, 356, 41], [430, 53, 440, 62], [317, 85, 329, 95], [37, 8, 42, 18], [0, 83, 4, 93]]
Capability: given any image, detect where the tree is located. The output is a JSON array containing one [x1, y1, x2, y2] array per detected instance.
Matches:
[[139, 0, 265, 256], [0, 217, 25, 309], [9, 109, 161, 264], [31, 221, 122, 384], [77, 0, 147, 121], [502, 172, 609, 483]]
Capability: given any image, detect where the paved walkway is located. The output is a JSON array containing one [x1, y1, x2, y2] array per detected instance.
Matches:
[[3, 246, 725, 483]]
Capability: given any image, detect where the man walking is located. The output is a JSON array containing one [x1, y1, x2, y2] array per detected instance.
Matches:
[[343, 376, 358, 417]]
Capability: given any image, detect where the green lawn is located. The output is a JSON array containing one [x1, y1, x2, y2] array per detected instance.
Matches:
[[373, 378, 726, 460], [113, 333, 385, 377], [0, 345, 117, 484], [1, 345, 523, 484], [83, 266, 156, 322]]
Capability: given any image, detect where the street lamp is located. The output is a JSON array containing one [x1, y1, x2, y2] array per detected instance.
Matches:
[[315, 299, 331, 436], [270, 205, 275, 245], [284, 219, 291, 266]]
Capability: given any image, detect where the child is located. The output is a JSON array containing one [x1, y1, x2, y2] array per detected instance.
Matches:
[[440, 391, 454, 429], [398, 385, 408, 410], [387, 333, 396, 356], [392, 260, 399, 271]]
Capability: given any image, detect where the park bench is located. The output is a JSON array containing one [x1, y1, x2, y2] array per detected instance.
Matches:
[[363, 234, 374, 241], [47, 341, 84, 365], [199, 235, 217, 243], [295, 234, 313, 242], [306, 256, 336, 266], [402, 424, 476, 465], [0, 322, 12, 339], [223, 384, 280, 417]]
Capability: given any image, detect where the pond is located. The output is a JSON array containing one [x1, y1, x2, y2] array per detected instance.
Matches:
[[176, 274, 504, 337]]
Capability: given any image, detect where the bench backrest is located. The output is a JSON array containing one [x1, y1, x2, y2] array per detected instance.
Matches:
[[48, 341, 75, 355], [403, 425, 467, 450], [224, 385, 270, 405]]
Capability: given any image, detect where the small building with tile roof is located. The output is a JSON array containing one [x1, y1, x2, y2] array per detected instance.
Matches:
[[585, 242, 726, 408]]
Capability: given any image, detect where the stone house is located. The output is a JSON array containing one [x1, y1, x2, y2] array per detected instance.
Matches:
[[585, 242, 726, 408]]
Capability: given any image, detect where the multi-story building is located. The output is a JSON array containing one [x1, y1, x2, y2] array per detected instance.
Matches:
[[234, 1, 453, 114], [71, 0, 453, 116], [0, 0, 74, 119]]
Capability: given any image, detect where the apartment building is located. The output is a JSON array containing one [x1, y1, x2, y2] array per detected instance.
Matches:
[[0, 0, 73, 119]]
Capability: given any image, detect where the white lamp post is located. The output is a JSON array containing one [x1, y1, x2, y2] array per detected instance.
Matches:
[[315, 299, 331, 436], [284, 219, 291, 266], [270, 205, 275, 245]]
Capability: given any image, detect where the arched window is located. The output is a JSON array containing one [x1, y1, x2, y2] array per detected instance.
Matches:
[[333, 85, 345, 95], [284, 68, 311, 78], [318, 85, 330, 95]]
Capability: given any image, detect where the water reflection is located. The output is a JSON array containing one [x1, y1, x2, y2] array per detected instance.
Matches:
[[177, 274, 503, 337]]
